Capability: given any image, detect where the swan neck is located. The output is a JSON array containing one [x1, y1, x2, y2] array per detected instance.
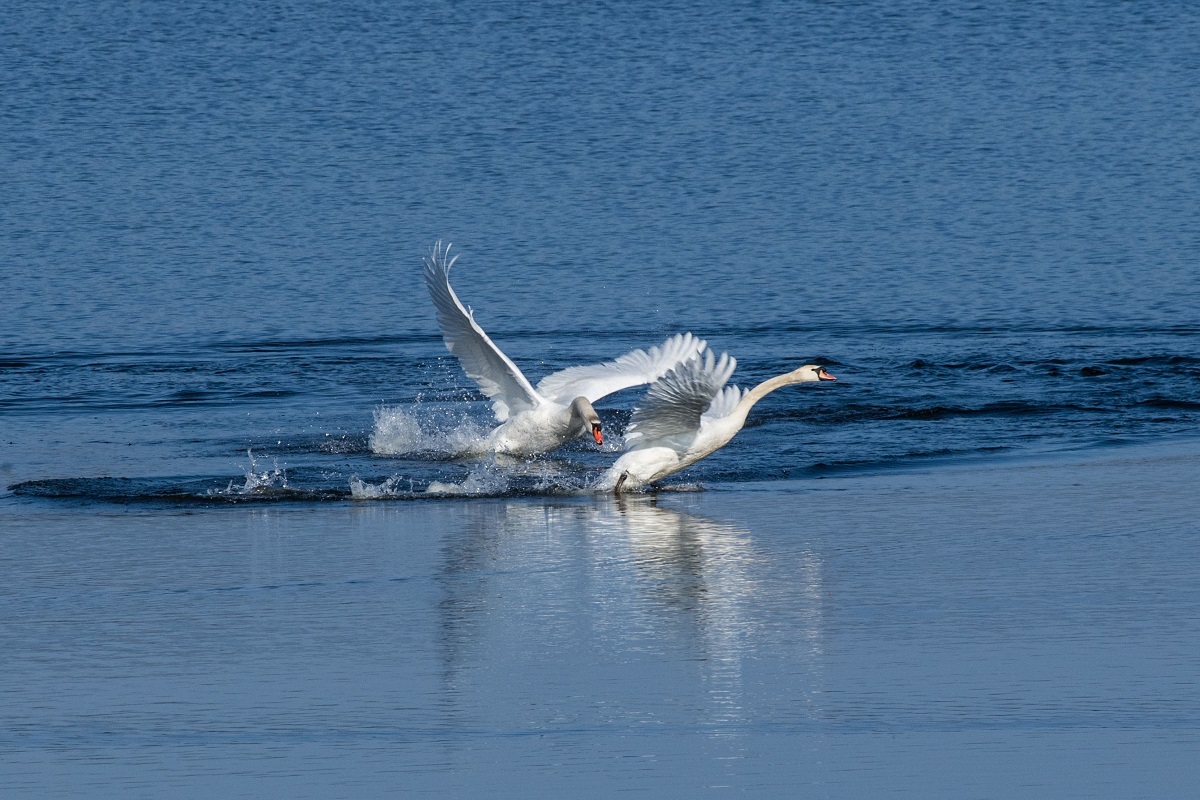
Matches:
[[569, 396, 592, 417], [568, 396, 599, 426], [733, 374, 795, 420]]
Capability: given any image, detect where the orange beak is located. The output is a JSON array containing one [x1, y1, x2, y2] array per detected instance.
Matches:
[[592, 425, 604, 445], [817, 368, 837, 381]]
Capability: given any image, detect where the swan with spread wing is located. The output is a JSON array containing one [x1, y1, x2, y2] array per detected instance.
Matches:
[[597, 347, 836, 492], [424, 242, 704, 457]]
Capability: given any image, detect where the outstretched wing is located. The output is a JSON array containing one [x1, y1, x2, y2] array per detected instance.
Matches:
[[702, 384, 746, 422], [535, 332, 706, 405], [424, 242, 541, 422], [623, 348, 737, 452]]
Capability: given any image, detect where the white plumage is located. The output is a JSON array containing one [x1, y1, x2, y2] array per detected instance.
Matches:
[[597, 346, 836, 492], [424, 241, 705, 456]]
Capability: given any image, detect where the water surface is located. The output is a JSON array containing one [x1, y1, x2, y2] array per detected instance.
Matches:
[[4, 1, 1200, 796], [4, 445, 1200, 797]]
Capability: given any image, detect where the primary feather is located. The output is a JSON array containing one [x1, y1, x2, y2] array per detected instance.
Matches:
[[423, 242, 541, 422], [623, 350, 737, 450], [535, 332, 705, 405]]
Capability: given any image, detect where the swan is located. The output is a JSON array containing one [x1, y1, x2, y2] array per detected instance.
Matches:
[[596, 347, 836, 493], [424, 241, 705, 457]]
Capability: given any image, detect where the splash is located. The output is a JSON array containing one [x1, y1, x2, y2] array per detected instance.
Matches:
[[424, 465, 510, 496], [209, 449, 291, 497], [349, 463, 510, 499], [348, 475, 412, 499], [369, 404, 489, 457]]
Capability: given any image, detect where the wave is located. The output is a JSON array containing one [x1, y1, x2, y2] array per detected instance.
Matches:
[[769, 400, 1114, 425], [350, 463, 514, 499], [8, 451, 346, 504], [9, 447, 596, 505], [804, 445, 1014, 475], [880, 401, 1093, 421], [903, 355, 1200, 373], [0, 391, 303, 414], [1107, 355, 1200, 367], [906, 359, 1022, 372], [1139, 397, 1200, 411], [9, 476, 348, 504], [8, 469, 694, 505], [10, 472, 584, 505]]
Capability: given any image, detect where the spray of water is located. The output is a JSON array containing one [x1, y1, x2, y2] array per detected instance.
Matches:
[[207, 449, 290, 497], [348, 475, 410, 499], [360, 400, 609, 498], [349, 462, 510, 499], [369, 404, 490, 457]]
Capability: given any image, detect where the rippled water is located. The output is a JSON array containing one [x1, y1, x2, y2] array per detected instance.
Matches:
[[5, 323, 1200, 501], [4, 1, 1200, 500], [4, 0, 1200, 796]]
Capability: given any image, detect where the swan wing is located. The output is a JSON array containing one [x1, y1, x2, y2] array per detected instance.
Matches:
[[623, 349, 737, 451], [424, 242, 541, 422], [702, 384, 746, 421], [535, 332, 706, 405]]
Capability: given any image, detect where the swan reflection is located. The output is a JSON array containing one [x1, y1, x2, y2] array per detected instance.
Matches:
[[585, 496, 761, 728], [433, 497, 825, 732]]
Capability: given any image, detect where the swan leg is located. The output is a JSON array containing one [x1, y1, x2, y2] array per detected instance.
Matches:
[[613, 471, 629, 495]]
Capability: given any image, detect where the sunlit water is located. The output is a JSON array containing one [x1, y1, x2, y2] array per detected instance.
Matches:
[[5, 447, 1200, 798], [3, 0, 1200, 796]]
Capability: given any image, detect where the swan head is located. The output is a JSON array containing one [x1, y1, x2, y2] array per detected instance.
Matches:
[[569, 396, 604, 446], [787, 364, 837, 383]]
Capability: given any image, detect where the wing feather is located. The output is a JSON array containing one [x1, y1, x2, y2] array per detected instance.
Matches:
[[424, 242, 541, 422], [702, 384, 746, 421], [623, 349, 737, 452], [535, 332, 706, 404]]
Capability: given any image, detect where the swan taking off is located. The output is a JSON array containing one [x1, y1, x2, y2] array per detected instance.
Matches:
[[596, 347, 836, 492], [424, 241, 705, 456]]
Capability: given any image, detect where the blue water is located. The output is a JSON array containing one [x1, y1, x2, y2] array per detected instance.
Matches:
[[4, 1, 1200, 796]]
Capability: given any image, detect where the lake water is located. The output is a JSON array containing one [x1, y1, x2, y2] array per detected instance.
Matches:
[[3, 1, 1200, 796]]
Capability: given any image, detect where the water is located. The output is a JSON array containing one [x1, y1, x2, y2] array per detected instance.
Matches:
[[6, 451, 1200, 797], [3, 1, 1200, 796]]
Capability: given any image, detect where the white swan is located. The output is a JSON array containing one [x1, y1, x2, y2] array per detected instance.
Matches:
[[424, 242, 705, 457], [596, 347, 836, 492]]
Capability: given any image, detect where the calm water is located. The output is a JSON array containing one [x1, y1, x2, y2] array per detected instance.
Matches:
[[3, 0, 1200, 796]]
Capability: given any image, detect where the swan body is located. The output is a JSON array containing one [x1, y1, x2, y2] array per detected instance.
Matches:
[[596, 348, 836, 492], [424, 242, 705, 457], [483, 396, 603, 456]]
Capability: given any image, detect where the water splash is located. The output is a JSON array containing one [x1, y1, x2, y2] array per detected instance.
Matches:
[[425, 465, 510, 496], [348, 475, 412, 499], [369, 404, 489, 457], [211, 449, 291, 497], [349, 462, 511, 499]]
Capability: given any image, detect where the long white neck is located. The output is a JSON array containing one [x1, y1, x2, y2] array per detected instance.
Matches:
[[730, 373, 802, 427]]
